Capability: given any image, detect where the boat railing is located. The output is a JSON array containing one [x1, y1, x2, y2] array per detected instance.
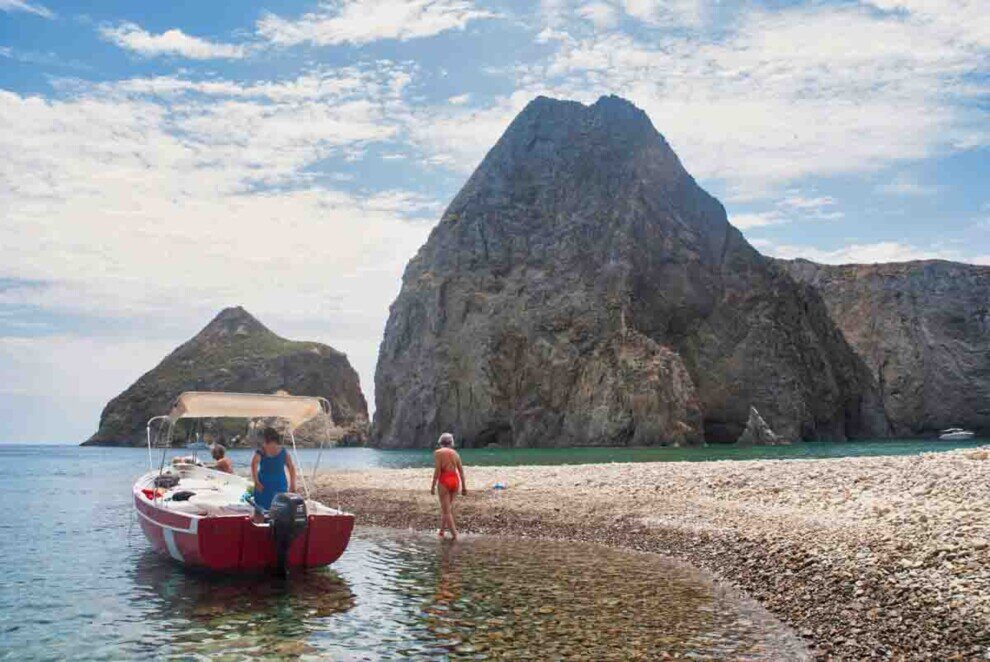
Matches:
[[145, 415, 173, 472]]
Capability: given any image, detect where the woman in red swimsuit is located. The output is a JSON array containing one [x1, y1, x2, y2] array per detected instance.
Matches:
[[431, 432, 467, 540]]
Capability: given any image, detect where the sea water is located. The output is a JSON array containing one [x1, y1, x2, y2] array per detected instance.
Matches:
[[2, 440, 985, 659], [0, 445, 824, 660]]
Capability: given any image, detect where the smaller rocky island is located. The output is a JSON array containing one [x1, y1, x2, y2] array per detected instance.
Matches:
[[83, 306, 368, 446]]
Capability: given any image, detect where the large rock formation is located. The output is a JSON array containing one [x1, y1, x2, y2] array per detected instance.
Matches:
[[83, 307, 368, 446], [372, 95, 888, 448], [778, 259, 990, 436]]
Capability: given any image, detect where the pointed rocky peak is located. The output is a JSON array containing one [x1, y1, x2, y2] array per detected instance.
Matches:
[[516, 94, 657, 139], [196, 306, 274, 342], [512, 95, 679, 161], [445, 94, 692, 224], [374, 93, 888, 449]]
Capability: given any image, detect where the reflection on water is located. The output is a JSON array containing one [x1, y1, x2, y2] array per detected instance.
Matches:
[[130, 553, 354, 659], [121, 529, 808, 661]]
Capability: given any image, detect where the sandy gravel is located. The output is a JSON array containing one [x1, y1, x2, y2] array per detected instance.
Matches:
[[314, 447, 990, 660]]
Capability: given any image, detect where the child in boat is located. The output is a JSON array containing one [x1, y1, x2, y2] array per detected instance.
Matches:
[[210, 443, 234, 474], [251, 427, 297, 512], [431, 432, 467, 540]]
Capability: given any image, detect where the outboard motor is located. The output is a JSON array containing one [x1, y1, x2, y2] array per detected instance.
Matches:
[[269, 493, 308, 577]]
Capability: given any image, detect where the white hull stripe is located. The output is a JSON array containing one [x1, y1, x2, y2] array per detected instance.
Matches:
[[163, 529, 184, 562], [135, 505, 199, 535]]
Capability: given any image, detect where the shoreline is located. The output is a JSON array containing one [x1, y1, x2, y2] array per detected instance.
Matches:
[[315, 446, 990, 660]]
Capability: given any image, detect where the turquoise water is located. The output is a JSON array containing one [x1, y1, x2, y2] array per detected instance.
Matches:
[[385, 437, 989, 468], [0, 446, 811, 660], [183, 437, 984, 470], [7, 437, 990, 472]]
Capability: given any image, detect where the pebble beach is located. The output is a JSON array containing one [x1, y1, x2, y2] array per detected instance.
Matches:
[[315, 446, 990, 660]]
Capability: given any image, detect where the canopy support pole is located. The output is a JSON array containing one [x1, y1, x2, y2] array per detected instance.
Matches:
[[145, 415, 170, 472], [310, 398, 339, 511], [288, 429, 310, 499], [310, 398, 333, 485]]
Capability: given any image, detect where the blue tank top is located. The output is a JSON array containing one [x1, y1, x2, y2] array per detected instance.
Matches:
[[256, 447, 289, 507]]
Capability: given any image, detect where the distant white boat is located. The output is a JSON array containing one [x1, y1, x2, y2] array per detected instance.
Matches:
[[938, 428, 975, 440]]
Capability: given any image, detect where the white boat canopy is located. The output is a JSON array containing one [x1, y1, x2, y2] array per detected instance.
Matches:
[[166, 391, 330, 430]]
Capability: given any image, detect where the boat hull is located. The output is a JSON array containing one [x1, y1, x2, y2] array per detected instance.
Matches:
[[134, 492, 354, 572]]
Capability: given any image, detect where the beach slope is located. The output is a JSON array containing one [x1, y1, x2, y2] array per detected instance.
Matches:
[[316, 448, 990, 659]]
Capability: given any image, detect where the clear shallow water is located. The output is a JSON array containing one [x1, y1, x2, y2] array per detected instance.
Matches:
[[0, 446, 812, 660]]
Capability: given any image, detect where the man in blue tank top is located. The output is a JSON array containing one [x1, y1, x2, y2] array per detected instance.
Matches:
[[251, 426, 298, 511]]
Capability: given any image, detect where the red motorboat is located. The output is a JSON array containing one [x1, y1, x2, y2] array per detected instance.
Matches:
[[133, 391, 354, 573]]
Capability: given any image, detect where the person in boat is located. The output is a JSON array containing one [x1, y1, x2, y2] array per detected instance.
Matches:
[[251, 427, 298, 513], [431, 432, 467, 540], [210, 443, 234, 474]]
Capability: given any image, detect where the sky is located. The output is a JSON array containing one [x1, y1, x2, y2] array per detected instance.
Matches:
[[1, 0, 987, 443]]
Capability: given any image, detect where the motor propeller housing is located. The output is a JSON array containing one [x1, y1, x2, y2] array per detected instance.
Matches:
[[269, 492, 308, 576]]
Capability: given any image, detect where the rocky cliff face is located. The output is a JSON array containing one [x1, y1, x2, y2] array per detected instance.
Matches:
[[778, 259, 990, 436], [372, 95, 888, 448], [83, 307, 369, 446]]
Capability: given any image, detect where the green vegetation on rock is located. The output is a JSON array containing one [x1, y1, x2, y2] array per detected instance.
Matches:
[[83, 306, 369, 446]]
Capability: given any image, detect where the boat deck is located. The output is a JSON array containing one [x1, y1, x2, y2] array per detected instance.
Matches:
[[135, 461, 343, 519]]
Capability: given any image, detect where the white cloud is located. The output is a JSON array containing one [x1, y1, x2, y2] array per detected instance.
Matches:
[[876, 181, 939, 197], [535, 26, 571, 44], [861, 0, 990, 51], [620, 0, 705, 27], [577, 2, 619, 29], [99, 22, 249, 59], [50, 65, 416, 190], [753, 239, 966, 264], [729, 191, 843, 229], [0, 0, 52, 18], [729, 212, 787, 230], [364, 189, 443, 215], [102, 63, 414, 103], [447, 92, 471, 105], [257, 0, 496, 46], [780, 195, 836, 211], [402, 91, 532, 171], [0, 46, 92, 71], [875, 173, 941, 196]]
